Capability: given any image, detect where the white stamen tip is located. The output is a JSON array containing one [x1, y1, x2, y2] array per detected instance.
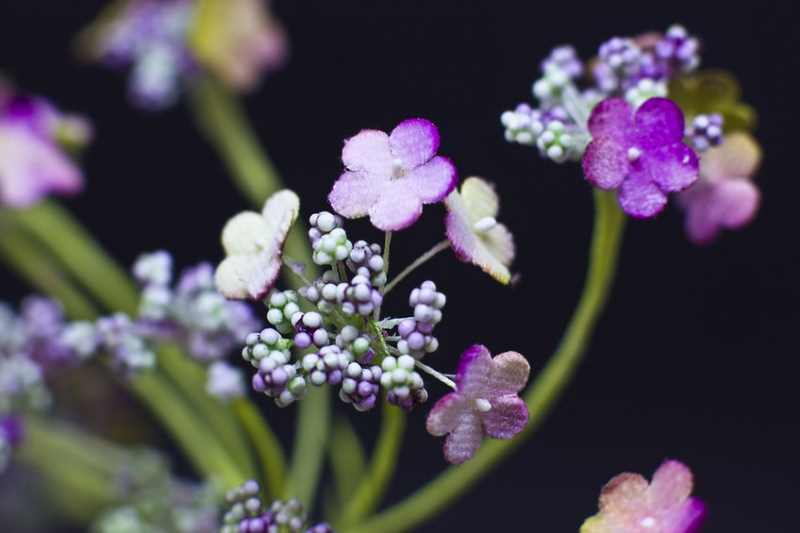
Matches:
[[391, 158, 404, 178], [628, 147, 641, 161], [640, 516, 656, 528], [475, 398, 492, 412], [473, 217, 497, 233]]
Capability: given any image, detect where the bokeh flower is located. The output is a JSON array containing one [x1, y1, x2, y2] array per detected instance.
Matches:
[[580, 460, 707, 533], [582, 97, 698, 218], [0, 86, 89, 208], [214, 189, 300, 301], [444, 177, 515, 284], [669, 69, 756, 133], [328, 118, 457, 231], [426, 345, 529, 465], [676, 132, 761, 245]]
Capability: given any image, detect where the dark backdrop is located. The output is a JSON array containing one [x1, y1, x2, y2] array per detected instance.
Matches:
[[0, 1, 797, 532]]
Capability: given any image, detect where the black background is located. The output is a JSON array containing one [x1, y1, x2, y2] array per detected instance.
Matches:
[[0, 1, 797, 532]]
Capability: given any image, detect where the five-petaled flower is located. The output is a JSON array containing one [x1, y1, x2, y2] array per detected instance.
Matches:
[[675, 131, 761, 245], [426, 345, 529, 465], [328, 118, 458, 232], [444, 177, 515, 284], [580, 460, 707, 533], [0, 87, 90, 208], [582, 97, 698, 218], [214, 189, 299, 301]]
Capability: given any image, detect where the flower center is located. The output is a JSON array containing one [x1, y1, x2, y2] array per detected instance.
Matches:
[[627, 147, 641, 161], [475, 398, 492, 412], [472, 217, 497, 233], [639, 516, 656, 528], [391, 158, 404, 180]]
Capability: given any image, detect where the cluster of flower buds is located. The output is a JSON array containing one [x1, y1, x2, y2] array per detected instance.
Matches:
[[221, 480, 335, 533], [501, 24, 703, 163]]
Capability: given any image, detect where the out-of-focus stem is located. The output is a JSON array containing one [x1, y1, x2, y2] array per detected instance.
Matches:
[[232, 398, 288, 500]]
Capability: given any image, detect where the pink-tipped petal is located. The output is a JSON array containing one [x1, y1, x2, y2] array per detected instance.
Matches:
[[483, 394, 528, 439], [389, 118, 440, 169], [403, 155, 457, 203], [634, 98, 686, 149], [488, 351, 530, 395], [648, 460, 695, 506], [583, 136, 629, 190], [587, 98, 634, 144], [426, 393, 468, 436], [711, 179, 760, 229], [442, 411, 483, 465], [639, 143, 698, 192], [328, 170, 384, 219], [341, 129, 393, 174], [454, 345, 492, 395]]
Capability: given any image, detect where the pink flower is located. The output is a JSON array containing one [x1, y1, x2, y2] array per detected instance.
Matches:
[[582, 98, 698, 218], [328, 118, 458, 231], [426, 345, 529, 465], [0, 91, 88, 208], [675, 132, 761, 245], [444, 177, 515, 284], [580, 460, 707, 533]]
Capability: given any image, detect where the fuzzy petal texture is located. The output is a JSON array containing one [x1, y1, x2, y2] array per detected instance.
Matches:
[[676, 132, 762, 245], [582, 97, 698, 218], [214, 190, 299, 300], [581, 460, 707, 533], [426, 345, 530, 465], [328, 118, 457, 231], [445, 177, 515, 284]]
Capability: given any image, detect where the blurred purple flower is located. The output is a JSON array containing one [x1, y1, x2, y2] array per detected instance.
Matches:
[[426, 345, 529, 465], [328, 118, 457, 231], [582, 97, 698, 218]]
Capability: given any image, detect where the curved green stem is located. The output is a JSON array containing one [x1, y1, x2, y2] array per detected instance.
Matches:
[[232, 397, 288, 500], [0, 210, 98, 319], [335, 398, 406, 530], [131, 370, 247, 488], [348, 189, 626, 533], [11, 200, 140, 315]]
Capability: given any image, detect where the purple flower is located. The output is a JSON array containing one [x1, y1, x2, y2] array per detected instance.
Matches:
[[676, 132, 761, 245], [580, 460, 707, 533], [328, 118, 457, 231], [582, 97, 698, 218], [426, 345, 530, 465], [444, 177, 515, 284], [0, 92, 87, 208]]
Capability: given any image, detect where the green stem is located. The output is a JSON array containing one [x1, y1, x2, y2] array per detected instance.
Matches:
[[232, 397, 288, 500], [335, 398, 406, 530], [130, 370, 247, 488], [383, 239, 450, 296], [348, 189, 626, 533], [11, 200, 140, 315], [157, 345, 258, 478], [0, 211, 98, 319]]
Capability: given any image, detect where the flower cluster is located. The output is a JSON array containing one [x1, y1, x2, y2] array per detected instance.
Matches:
[[501, 25, 761, 238], [221, 480, 334, 533], [0, 80, 91, 208], [215, 119, 529, 463], [76, 0, 287, 109]]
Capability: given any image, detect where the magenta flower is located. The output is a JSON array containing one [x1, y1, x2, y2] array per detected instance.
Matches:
[[328, 118, 458, 231], [426, 345, 530, 465], [676, 132, 761, 245], [580, 460, 707, 533], [582, 97, 698, 218], [444, 177, 515, 284], [0, 91, 88, 208]]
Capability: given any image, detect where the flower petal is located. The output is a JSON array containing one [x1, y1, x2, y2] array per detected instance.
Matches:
[[328, 170, 384, 219], [710, 178, 759, 229], [638, 143, 698, 192], [341, 129, 393, 175], [220, 211, 272, 255], [582, 136, 628, 190], [618, 176, 668, 218], [487, 351, 530, 395], [634, 98, 685, 149], [483, 394, 528, 439], [426, 391, 469, 436], [261, 188, 300, 239], [587, 98, 634, 145], [214, 251, 280, 300], [389, 118, 440, 169], [700, 131, 761, 183], [648, 460, 694, 507], [367, 181, 423, 231], [660, 497, 707, 533], [460, 176, 500, 220], [454, 344, 491, 397], [402, 155, 457, 203], [598, 472, 650, 515], [442, 411, 483, 465]]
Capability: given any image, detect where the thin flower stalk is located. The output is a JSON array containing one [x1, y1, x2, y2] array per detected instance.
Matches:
[[232, 398, 288, 500], [382, 239, 450, 296]]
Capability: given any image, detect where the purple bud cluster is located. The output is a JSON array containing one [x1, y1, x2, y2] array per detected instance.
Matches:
[[380, 355, 428, 411], [309, 211, 353, 265], [594, 37, 643, 93], [397, 281, 444, 358], [96, 313, 156, 378], [540, 45, 583, 80], [291, 311, 330, 349], [685, 113, 723, 152], [245, 328, 306, 407], [340, 268, 383, 316], [655, 24, 701, 75], [339, 362, 382, 411], [221, 481, 335, 533], [347, 240, 386, 286], [302, 345, 352, 387]]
